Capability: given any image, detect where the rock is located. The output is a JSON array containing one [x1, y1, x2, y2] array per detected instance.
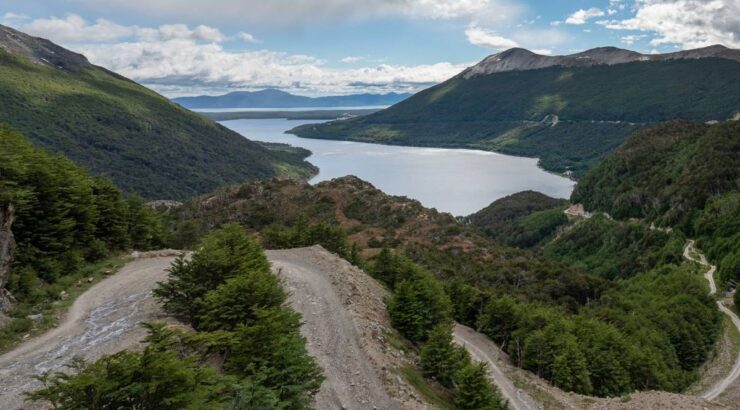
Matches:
[[59, 290, 69, 300], [87, 277, 94, 283], [27, 313, 42, 322], [0, 203, 16, 316]]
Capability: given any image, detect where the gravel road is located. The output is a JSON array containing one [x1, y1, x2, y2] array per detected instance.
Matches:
[[453, 323, 540, 410], [0, 252, 179, 409], [267, 247, 401, 410], [684, 240, 740, 401]]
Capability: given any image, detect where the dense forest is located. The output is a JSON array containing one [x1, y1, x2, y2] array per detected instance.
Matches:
[[291, 58, 740, 176], [572, 120, 740, 286], [159, 169, 723, 397], [0, 125, 165, 347], [464, 191, 568, 248], [0, 25, 316, 200], [30, 225, 323, 409]]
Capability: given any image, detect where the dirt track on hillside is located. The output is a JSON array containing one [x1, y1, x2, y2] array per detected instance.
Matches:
[[267, 246, 412, 410], [0, 251, 180, 409]]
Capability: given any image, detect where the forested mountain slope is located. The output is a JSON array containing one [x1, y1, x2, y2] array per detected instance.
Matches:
[[572, 120, 739, 285], [290, 46, 740, 177], [158, 175, 720, 397], [173, 88, 411, 109], [0, 25, 315, 200]]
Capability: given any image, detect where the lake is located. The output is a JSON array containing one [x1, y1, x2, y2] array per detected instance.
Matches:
[[221, 119, 575, 216]]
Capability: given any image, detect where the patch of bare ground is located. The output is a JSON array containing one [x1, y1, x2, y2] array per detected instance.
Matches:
[[266, 246, 429, 410]]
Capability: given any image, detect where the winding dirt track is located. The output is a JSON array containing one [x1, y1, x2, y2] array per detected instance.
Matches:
[[453, 324, 540, 410], [0, 253, 177, 410], [684, 240, 740, 401], [266, 247, 400, 410]]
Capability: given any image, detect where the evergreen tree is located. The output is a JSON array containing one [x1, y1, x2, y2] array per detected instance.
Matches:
[[454, 362, 507, 410], [420, 323, 465, 388]]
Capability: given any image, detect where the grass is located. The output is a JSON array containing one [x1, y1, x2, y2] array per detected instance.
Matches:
[[397, 365, 457, 410], [0, 255, 127, 354]]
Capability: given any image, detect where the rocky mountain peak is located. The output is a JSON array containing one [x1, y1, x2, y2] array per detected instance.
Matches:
[[0, 24, 91, 72], [463, 44, 740, 78]]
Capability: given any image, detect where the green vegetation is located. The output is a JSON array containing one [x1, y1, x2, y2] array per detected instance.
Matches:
[[290, 59, 740, 176], [159, 169, 726, 397], [0, 44, 314, 200], [544, 215, 685, 280], [0, 126, 164, 348], [31, 225, 323, 409], [465, 191, 568, 248], [572, 120, 739, 285], [201, 108, 381, 121]]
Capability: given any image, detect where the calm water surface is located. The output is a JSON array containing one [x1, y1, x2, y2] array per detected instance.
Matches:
[[222, 119, 575, 216]]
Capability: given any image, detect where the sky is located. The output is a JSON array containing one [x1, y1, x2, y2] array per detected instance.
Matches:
[[1, 0, 738, 97]]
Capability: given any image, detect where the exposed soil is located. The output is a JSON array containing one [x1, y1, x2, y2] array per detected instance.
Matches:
[[266, 246, 427, 410], [0, 250, 181, 410]]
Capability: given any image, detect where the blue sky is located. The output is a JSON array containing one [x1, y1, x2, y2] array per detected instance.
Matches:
[[1, 0, 738, 96]]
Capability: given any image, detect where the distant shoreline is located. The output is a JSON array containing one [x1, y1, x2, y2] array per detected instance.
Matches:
[[199, 108, 382, 121]]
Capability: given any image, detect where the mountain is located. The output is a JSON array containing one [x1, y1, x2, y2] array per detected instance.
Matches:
[[290, 45, 740, 177], [464, 191, 568, 248], [572, 119, 739, 284], [0, 24, 315, 200], [172, 89, 411, 109]]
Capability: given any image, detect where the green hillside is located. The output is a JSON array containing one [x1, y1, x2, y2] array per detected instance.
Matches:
[[572, 120, 739, 285], [464, 191, 567, 248], [0, 27, 315, 200], [291, 57, 740, 177]]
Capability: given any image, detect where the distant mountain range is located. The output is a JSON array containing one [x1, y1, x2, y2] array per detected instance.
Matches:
[[290, 45, 740, 177], [0, 24, 315, 199], [172, 89, 412, 109]]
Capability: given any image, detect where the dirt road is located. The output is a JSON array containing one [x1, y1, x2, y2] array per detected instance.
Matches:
[[0, 251, 179, 409], [453, 323, 540, 410], [266, 247, 404, 410], [684, 240, 740, 401]]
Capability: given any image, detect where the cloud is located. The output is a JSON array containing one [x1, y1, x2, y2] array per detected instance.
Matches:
[[620, 34, 647, 45], [598, 0, 740, 49], [341, 56, 365, 63], [16, 14, 233, 44], [68, 38, 467, 96], [465, 25, 519, 50], [19, 14, 135, 42], [565, 8, 605, 25], [1, 12, 29, 25], [76, 0, 515, 25], [237, 32, 258, 42]]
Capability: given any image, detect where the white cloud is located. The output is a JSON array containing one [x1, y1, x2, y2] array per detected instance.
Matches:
[[75, 40, 468, 96], [77, 0, 517, 25], [598, 0, 740, 49], [620, 34, 647, 45], [341, 56, 365, 63], [16, 14, 233, 44], [532, 48, 552, 55], [465, 25, 519, 50], [565, 8, 605, 25], [19, 14, 135, 42], [1, 12, 29, 25], [237, 32, 258, 43]]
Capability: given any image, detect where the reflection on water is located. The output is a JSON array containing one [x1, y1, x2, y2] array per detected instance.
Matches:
[[222, 119, 575, 216]]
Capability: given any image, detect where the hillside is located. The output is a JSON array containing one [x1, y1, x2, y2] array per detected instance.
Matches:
[[173, 89, 411, 109], [0, 24, 315, 200], [465, 191, 567, 247], [572, 119, 739, 285], [157, 175, 724, 397], [290, 46, 740, 177]]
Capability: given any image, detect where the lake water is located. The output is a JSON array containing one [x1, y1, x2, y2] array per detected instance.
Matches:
[[221, 119, 575, 216]]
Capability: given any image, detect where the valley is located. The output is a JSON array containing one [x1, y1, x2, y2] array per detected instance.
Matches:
[[0, 14, 738, 410]]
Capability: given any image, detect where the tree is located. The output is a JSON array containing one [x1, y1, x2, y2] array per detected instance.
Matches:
[[420, 323, 466, 388], [388, 270, 453, 342], [454, 362, 507, 410]]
